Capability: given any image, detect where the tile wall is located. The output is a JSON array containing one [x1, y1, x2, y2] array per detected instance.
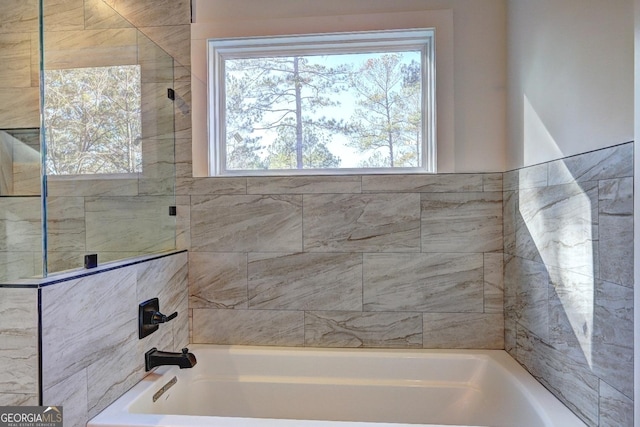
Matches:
[[0, 286, 39, 406], [40, 251, 188, 427], [185, 174, 505, 349], [503, 142, 634, 426]]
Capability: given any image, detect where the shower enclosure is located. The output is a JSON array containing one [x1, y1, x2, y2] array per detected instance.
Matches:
[[0, 0, 178, 283]]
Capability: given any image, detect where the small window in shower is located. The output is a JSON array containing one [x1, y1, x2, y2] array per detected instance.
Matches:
[[43, 65, 142, 175]]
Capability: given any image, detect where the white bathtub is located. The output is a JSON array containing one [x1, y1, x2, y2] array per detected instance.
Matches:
[[88, 345, 586, 427]]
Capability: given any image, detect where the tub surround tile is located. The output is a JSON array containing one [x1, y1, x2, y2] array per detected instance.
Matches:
[[421, 192, 502, 253], [191, 195, 303, 252], [502, 190, 517, 255], [598, 177, 633, 287], [248, 252, 362, 311], [505, 256, 549, 341], [189, 252, 248, 309], [304, 193, 421, 252], [46, 177, 139, 197], [41, 0, 85, 32], [84, 0, 133, 30], [593, 280, 633, 399], [41, 268, 138, 388], [0, 88, 40, 129], [0, 196, 41, 252], [42, 369, 88, 427], [0, 0, 38, 34], [0, 288, 38, 395], [193, 309, 304, 346], [177, 177, 247, 195], [0, 393, 38, 406], [548, 144, 633, 186], [503, 163, 548, 191], [248, 175, 361, 194], [423, 313, 503, 349], [516, 181, 598, 276], [483, 252, 504, 313], [304, 311, 422, 348], [598, 380, 633, 427], [141, 82, 175, 140], [0, 33, 32, 88], [45, 196, 86, 252], [482, 173, 503, 192], [363, 253, 483, 313], [516, 327, 599, 427], [361, 174, 484, 193]]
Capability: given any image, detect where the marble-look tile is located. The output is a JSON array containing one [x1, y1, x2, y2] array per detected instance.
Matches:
[[504, 164, 548, 191], [502, 169, 518, 192], [47, 177, 139, 197], [85, 196, 175, 252], [0, 0, 38, 34], [593, 280, 633, 399], [304, 193, 421, 252], [139, 24, 191, 70], [43, 369, 88, 427], [42, 0, 85, 31], [516, 326, 599, 426], [516, 181, 598, 276], [84, 0, 132, 29], [0, 33, 32, 88], [483, 173, 503, 192], [0, 133, 14, 195], [174, 195, 190, 250], [172, 292, 190, 350], [599, 380, 633, 427], [189, 252, 248, 309], [86, 338, 139, 419], [421, 192, 502, 253], [362, 174, 484, 193], [192, 309, 304, 346], [502, 190, 517, 255], [136, 252, 188, 314], [483, 252, 504, 313], [598, 177, 633, 287], [41, 268, 137, 388], [142, 82, 175, 140], [548, 143, 633, 185], [547, 267, 595, 367], [177, 177, 246, 195], [248, 176, 361, 194], [103, 0, 191, 27], [0, 393, 38, 406], [0, 196, 41, 252], [363, 253, 483, 312], [191, 195, 302, 252], [43, 29, 138, 70], [46, 196, 86, 252], [505, 256, 549, 341], [248, 252, 362, 311], [0, 88, 40, 129], [0, 288, 38, 394], [0, 251, 39, 283], [423, 313, 503, 349], [305, 311, 422, 348], [139, 137, 175, 196]]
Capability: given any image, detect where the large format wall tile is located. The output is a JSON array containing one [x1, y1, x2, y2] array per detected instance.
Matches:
[[362, 174, 484, 193], [304, 193, 421, 252], [191, 195, 303, 252], [548, 143, 633, 186], [599, 380, 633, 427], [423, 313, 503, 349], [248, 252, 362, 311], [363, 253, 483, 312], [192, 309, 304, 346], [421, 192, 502, 253], [189, 252, 248, 309], [304, 311, 422, 348], [248, 176, 361, 194]]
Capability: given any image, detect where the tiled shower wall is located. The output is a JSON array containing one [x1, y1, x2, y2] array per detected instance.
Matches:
[[503, 142, 634, 427], [185, 174, 505, 348]]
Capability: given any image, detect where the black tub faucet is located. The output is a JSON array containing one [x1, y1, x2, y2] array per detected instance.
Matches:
[[145, 347, 197, 371]]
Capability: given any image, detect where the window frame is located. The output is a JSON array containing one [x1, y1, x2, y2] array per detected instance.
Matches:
[[207, 28, 436, 176]]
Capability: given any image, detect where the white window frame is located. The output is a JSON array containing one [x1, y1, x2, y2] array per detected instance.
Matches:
[[207, 29, 436, 176]]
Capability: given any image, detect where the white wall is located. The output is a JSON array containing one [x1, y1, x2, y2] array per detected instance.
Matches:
[[507, 0, 634, 169], [191, 0, 507, 175]]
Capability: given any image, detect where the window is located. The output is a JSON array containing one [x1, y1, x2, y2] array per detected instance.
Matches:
[[208, 29, 435, 176]]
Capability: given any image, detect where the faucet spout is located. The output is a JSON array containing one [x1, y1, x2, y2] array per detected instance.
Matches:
[[145, 347, 197, 371]]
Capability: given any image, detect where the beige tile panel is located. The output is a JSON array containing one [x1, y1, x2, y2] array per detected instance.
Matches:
[[247, 176, 361, 194], [139, 25, 191, 69], [0, 33, 32, 88], [84, 0, 133, 30], [0, 87, 39, 128], [42, 369, 88, 427], [45, 196, 86, 253], [47, 176, 139, 197], [176, 177, 246, 195], [483, 252, 504, 313], [103, 0, 191, 27], [362, 174, 484, 193], [0, 0, 38, 34], [43, 28, 137, 70], [42, 0, 84, 31]]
